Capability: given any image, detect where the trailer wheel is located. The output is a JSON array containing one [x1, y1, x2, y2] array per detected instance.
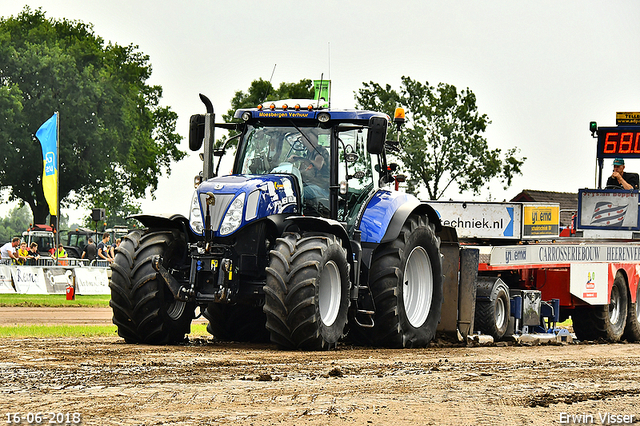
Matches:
[[203, 303, 269, 342], [264, 233, 350, 350], [109, 229, 195, 344], [474, 278, 510, 340], [572, 272, 628, 342], [623, 282, 640, 342], [365, 214, 443, 348]]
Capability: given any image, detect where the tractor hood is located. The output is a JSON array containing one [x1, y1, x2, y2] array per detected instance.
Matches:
[[189, 174, 300, 237]]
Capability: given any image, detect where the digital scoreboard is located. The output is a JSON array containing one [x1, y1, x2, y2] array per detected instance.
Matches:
[[597, 126, 640, 159]]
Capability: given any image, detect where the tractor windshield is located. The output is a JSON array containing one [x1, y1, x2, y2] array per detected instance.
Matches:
[[236, 124, 330, 176], [236, 123, 332, 216]]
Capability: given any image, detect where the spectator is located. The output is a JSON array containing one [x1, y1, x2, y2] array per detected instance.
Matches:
[[56, 244, 67, 258], [81, 238, 97, 262], [606, 158, 639, 190], [27, 243, 40, 265], [109, 238, 121, 260], [16, 242, 31, 265], [0, 237, 20, 263], [55, 244, 68, 266], [97, 232, 113, 263]]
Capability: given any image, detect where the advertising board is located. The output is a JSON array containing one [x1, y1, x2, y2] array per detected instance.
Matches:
[[577, 189, 639, 231]]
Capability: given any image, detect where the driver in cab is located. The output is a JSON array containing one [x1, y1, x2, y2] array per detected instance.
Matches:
[[607, 158, 639, 190], [287, 134, 330, 216]]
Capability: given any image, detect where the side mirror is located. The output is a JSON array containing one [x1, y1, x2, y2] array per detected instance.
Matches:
[[367, 116, 387, 155], [189, 114, 205, 151]]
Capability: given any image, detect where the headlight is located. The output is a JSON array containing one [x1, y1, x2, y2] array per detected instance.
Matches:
[[219, 194, 245, 236], [189, 190, 204, 235]]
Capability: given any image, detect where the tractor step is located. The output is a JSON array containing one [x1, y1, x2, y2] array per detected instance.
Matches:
[[354, 309, 374, 328]]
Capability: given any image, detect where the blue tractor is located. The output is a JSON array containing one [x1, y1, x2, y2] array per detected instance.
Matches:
[[110, 95, 450, 349]]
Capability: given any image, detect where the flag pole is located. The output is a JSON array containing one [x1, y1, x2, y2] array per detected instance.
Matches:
[[55, 111, 60, 263]]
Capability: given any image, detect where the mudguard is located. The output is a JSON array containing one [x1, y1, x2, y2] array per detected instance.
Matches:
[[283, 216, 352, 255], [359, 190, 441, 244]]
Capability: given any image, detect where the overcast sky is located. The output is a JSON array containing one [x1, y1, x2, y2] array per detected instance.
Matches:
[[2, 1, 640, 223]]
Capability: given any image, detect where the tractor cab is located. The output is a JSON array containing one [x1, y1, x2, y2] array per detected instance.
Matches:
[[232, 101, 383, 231]]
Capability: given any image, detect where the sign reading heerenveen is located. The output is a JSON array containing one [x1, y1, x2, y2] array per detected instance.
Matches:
[[577, 189, 639, 231], [490, 243, 640, 266]]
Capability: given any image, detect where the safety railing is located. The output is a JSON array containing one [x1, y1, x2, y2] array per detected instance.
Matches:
[[0, 257, 110, 268]]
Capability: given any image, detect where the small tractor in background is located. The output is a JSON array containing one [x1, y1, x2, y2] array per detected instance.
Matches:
[[23, 224, 55, 257], [109, 94, 461, 349]]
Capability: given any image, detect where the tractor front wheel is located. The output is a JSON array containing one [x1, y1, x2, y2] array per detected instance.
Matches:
[[109, 229, 195, 344], [264, 233, 350, 350]]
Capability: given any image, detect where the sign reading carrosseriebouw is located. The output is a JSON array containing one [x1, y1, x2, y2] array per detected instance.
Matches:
[[427, 201, 519, 239], [490, 243, 640, 266]]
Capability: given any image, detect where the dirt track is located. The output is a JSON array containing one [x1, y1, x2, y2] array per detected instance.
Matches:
[[0, 308, 639, 425]]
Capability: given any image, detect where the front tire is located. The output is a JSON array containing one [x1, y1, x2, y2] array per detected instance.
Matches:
[[572, 272, 628, 342], [264, 233, 350, 350], [110, 229, 195, 344], [366, 214, 443, 348]]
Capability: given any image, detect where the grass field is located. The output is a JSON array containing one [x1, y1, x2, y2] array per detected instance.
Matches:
[[0, 294, 111, 307], [0, 323, 210, 338], [0, 294, 211, 337]]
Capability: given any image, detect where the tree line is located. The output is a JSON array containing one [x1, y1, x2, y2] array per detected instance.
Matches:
[[0, 7, 524, 228]]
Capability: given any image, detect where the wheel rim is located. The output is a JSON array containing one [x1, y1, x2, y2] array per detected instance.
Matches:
[[609, 284, 621, 325], [318, 260, 341, 327], [403, 246, 433, 328], [495, 296, 506, 329]]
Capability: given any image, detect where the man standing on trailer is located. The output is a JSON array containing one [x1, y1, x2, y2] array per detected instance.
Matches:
[[606, 158, 639, 190]]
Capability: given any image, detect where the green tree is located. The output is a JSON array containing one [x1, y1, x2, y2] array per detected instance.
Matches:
[[0, 7, 184, 224], [355, 76, 525, 200], [216, 79, 315, 149], [0, 204, 31, 242]]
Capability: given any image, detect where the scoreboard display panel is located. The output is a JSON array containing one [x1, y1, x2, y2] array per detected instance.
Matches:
[[597, 126, 640, 158]]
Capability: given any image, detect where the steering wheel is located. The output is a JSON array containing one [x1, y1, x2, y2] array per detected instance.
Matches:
[[284, 134, 306, 158]]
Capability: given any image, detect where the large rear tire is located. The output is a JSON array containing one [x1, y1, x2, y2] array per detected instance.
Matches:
[[474, 277, 511, 340], [109, 229, 195, 344], [623, 282, 640, 342], [366, 214, 443, 348], [203, 303, 270, 342], [572, 272, 628, 342], [264, 233, 350, 350]]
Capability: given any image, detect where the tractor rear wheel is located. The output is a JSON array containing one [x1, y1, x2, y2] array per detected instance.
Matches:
[[572, 272, 628, 342], [109, 229, 195, 344], [264, 233, 350, 350], [203, 303, 269, 342], [366, 214, 443, 348]]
